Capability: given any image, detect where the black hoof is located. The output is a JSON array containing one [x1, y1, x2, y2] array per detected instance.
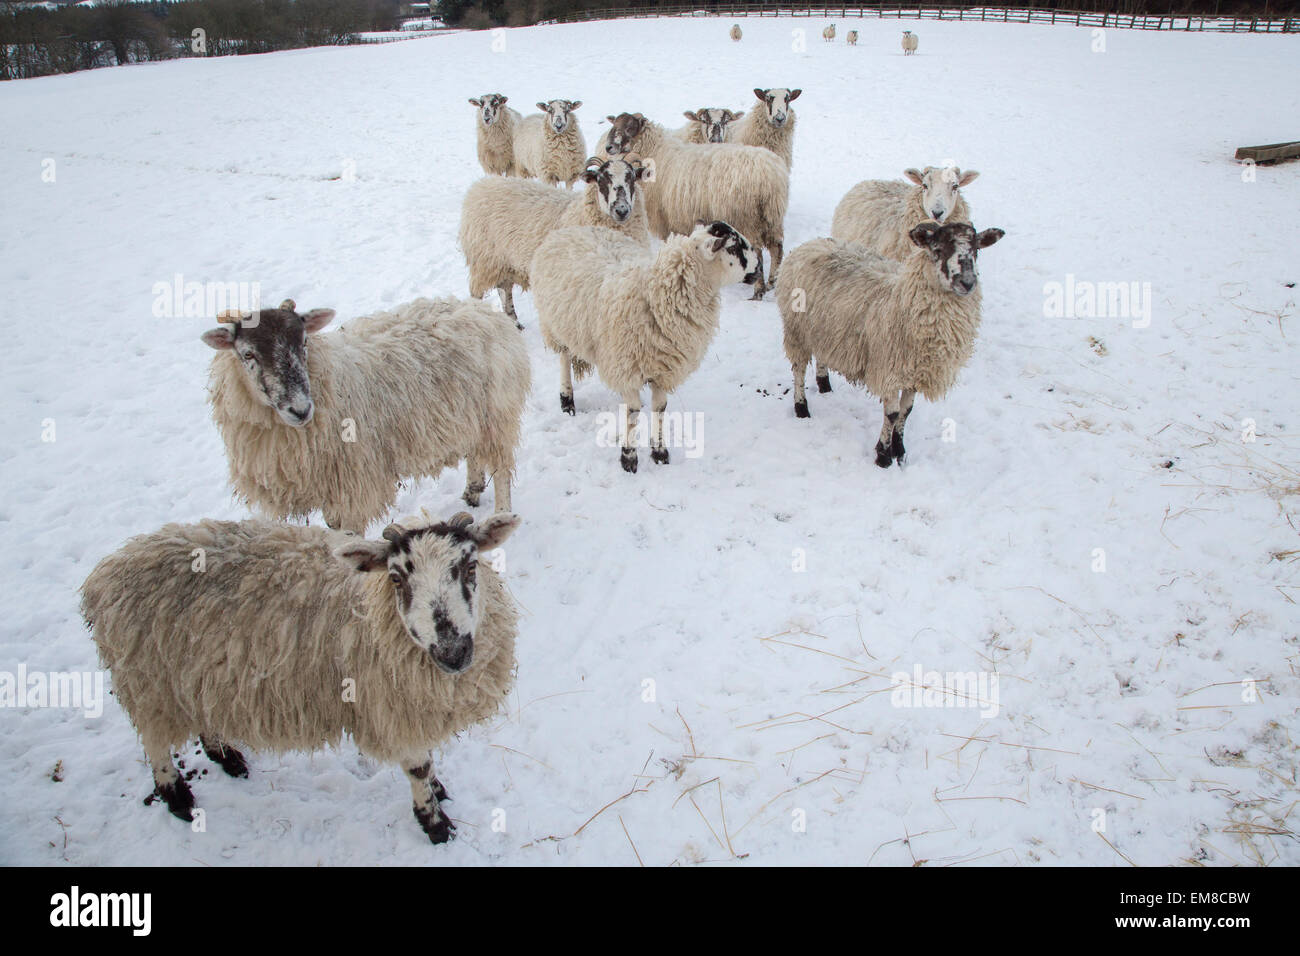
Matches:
[[794, 399, 809, 419], [874, 441, 893, 469], [816, 375, 832, 394], [890, 432, 906, 462], [154, 777, 196, 822], [462, 492, 481, 508], [749, 286, 766, 301], [202, 739, 249, 779], [560, 393, 575, 415], [620, 448, 638, 473], [414, 803, 456, 845], [514, 320, 524, 331], [651, 447, 669, 465], [431, 777, 449, 803]]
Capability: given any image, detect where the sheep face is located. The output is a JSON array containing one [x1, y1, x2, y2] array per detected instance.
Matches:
[[603, 112, 646, 156], [538, 99, 581, 135], [683, 107, 742, 143], [693, 221, 762, 286], [908, 221, 1004, 297], [582, 156, 647, 224], [904, 166, 979, 223], [752, 88, 800, 128], [201, 300, 335, 427], [469, 94, 509, 128], [334, 513, 521, 675]]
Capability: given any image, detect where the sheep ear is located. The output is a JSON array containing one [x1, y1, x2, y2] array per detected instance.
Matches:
[[498, 96, 507, 104], [903, 168, 925, 186], [753, 88, 766, 101], [683, 110, 699, 121], [537, 102, 548, 112], [606, 115, 617, 123], [333, 539, 389, 573], [471, 513, 520, 550], [909, 221, 942, 249], [570, 101, 582, 111], [788, 89, 802, 101], [957, 169, 980, 187], [711, 236, 727, 253], [976, 227, 1005, 249], [302, 308, 334, 333], [730, 110, 745, 121], [468, 98, 481, 107], [200, 324, 237, 350]]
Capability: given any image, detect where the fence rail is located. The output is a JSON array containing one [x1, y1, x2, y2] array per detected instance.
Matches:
[[543, 5, 1299, 33]]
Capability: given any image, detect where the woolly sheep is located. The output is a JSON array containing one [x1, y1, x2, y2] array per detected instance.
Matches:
[[81, 510, 521, 845], [600, 112, 790, 300], [202, 297, 528, 531], [530, 221, 761, 472], [823, 24, 836, 42], [902, 30, 918, 54], [468, 93, 521, 176], [777, 221, 1004, 468], [730, 24, 742, 41], [847, 30, 858, 45], [459, 155, 651, 326], [513, 99, 587, 188], [733, 87, 800, 169], [831, 166, 979, 261], [676, 107, 744, 145]]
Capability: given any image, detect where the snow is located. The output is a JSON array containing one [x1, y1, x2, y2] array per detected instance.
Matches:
[[1, 18, 1297, 866]]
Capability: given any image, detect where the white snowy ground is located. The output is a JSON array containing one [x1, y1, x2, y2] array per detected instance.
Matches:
[[1, 17, 1297, 867]]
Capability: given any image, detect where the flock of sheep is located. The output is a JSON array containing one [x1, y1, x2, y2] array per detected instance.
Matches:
[[733, 21, 918, 53], [79, 23, 1003, 847]]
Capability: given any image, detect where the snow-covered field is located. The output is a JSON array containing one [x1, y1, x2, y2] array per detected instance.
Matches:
[[2, 17, 1297, 867]]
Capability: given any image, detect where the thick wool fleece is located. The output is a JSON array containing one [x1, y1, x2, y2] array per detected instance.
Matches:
[[777, 237, 982, 401], [459, 175, 648, 298], [513, 114, 587, 187], [733, 102, 796, 169], [831, 179, 972, 261], [477, 107, 522, 176], [208, 297, 528, 531], [530, 227, 731, 396], [81, 519, 517, 765]]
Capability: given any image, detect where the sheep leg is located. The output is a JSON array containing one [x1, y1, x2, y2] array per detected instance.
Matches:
[[406, 759, 455, 845], [767, 240, 784, 288], [792, 358, 810, 418], [491, 467, 512, 512], [559, 349, 576, 415], [892, 389, 916, 463], [875, 392, 902, 469], [200, 734, 249, 779], [650, 384, 669, 465], [815, 360, 832, 393], [463, 456, 486, 508], [497, 285, 522, 330], [619, 390, 641, 473], [145, 737, 194, 822], [749, 248, 767, 301]]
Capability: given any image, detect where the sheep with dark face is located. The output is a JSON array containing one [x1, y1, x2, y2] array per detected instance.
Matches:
[[676, 107, 744, 145], [823, 24, 836, 42], [902, 31, 918, 54], [81, 511, 521, 845], [777, 221, 1005, 468], [733, 87, 800, 169], [469, 93, 522, 176], [514, 99, 587, 188], [203, 296, 528, 530], [831, 165, 978, 261]]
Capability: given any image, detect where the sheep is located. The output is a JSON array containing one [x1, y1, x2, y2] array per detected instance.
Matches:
[[730, 24, 742, 41], [468, 93, 521, 176], [675, 108, 744, 145], [733, 87, 800, 169], [830, 166, 979, 261], [823, 24, 836, 42], [600, 112, 790, 300], [459, 155, 651, 326], [513, 99, 587, 188], [902, 30, 918, 54], [530, 220, 761, 472], [202, 297, 528, 531], [847, 30, 858, 45], [776, 221, 1005, 468], [80, 510, 521, 845]]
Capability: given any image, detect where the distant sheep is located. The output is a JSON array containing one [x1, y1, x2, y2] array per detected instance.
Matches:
[[82, 510, 521, 845], [847, 30, 858, 45], [902, 30, 918, 54], [676, 107, 744, 144], [468, 93, 521, 176], [459, 155, 650, 326], [823, 24, 836, 42], [513, 99, 586, 188], [776, 221, 1005, 468], [733, 87, 800, 169], [730, 24, 742, 41], [600, 112, 790, 299], [831, 165, 978, 261], [203, 297, 528, 530], [530, 221, 761, 472]]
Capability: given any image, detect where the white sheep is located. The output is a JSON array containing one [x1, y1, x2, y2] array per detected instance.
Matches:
[[823, 24, 836, 42], [529, 221, 761, 472], [776, 221, 1004, 468], [847, 30, 858, 45], [459, 155, 650, 326], [902, 30, 918, 54], [81, 510, 521, 845], [202, 296, 528, 531], [730, 24, 742, 41], [733, 87, 800, 169], [600, 112, 790, 300], [468, 93, 521, 176], [513, 99, 587, 188], [831, 166, 978, 261], [675, 107, 744, 145]]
